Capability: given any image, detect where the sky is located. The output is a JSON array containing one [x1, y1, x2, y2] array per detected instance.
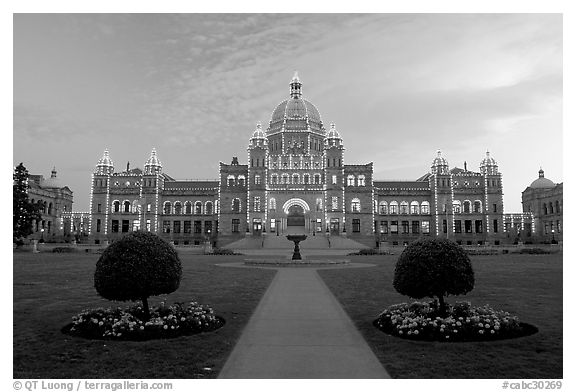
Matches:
[[13, 13, 563, 212]]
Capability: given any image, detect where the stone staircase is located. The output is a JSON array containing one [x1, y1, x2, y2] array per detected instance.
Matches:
[[222, 231, 369, 254]]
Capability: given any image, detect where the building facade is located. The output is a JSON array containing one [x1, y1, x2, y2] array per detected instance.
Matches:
[[85, 74, 524, 247], [521, 169, 563, 243], [27, 168, 73, 241]]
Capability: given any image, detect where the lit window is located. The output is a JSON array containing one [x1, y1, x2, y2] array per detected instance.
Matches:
[[389, 201, 398, 214], [163, 202, 171, 215], [400, 201, 409, 214], [255, 175, 261, 185], [351, 198, 361, 212], [453, 200, 461, 213], [332, 196, 339, 211], [474, 201, 482, 213], [410, 201, 420, 214], [379, 201, 388, 215], [358, 175, 366, 186], [347, 175, 355, 186], [254, 197, 261, 212], [332, 175, 337, 185], [421, 202, 430, 214]]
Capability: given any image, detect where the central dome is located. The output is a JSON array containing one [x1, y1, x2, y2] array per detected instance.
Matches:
[[268, 72, 324, 134]]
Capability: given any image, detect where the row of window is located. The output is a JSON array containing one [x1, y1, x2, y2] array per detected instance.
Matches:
[[375, 219, 496, 235], [376, 201, 431, 215], [107, 200, 217, 215], [30, 199, 57, 215], [542, 200, 562, 215], [100, 219, 216, 235], [543, 220, 562, 234], [270, 173, 323, 185]]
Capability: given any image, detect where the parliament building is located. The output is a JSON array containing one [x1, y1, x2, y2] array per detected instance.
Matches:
[[84, 74, 539, 247]]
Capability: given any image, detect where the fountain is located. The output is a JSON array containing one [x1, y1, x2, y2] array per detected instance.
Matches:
[[286, 234, 307, 260]]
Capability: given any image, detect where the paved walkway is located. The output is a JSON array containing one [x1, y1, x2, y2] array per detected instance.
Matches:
[[218, 267, 390, 378]]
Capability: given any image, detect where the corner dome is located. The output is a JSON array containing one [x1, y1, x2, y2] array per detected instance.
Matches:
[[430, 150, 449, 174], [529, 169, 555, 189]]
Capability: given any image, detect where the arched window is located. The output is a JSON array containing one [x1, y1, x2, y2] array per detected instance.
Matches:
[[410, 201, 420, 214], [549, 202, 554, 214], [314, 174, 321, 184], [238, 175, 246, 187], [555, 200, 560, 214], [282, 173, 289, 184], [453, 200, 461, 213], [379, 201, 388, 215], [400, 201, 409, 214], [194, 201, 202, 215], [271, 174, 278, 184], [205, 201, 213, 215], [303, 174, 310, 184], [48, 202, 53, 215], [316, 198, 323, 212], [351, 198, 361, 212], [389, 201, 399, 214], [132, 200, 140, 213], [543, 203, 548, 215], [293, 173, 299, 184], [358, 175, 366, 186], [421, 201, 430, 214], [174, 202, 182, 214], [269, 198, 276, 211], [347, 175, 355, 186], [463, 200, 471, 213], [227, 175, 235, 187], [123, 201, 130, 213], [232, 198, 241, 213], [185, 201, 192, 214], [474, 200, 482, 213], [113, 200, 120, 213], [163, 201, 171, 215]]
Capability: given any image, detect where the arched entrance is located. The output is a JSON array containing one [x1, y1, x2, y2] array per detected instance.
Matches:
[[287, 205, 305, 227]]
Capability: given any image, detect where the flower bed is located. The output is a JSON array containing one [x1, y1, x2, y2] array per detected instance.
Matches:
[[63, 301, 224, 341], [374, 301, 537, 342]]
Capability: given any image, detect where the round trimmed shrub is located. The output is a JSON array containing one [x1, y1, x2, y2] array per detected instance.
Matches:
[[94, 232, 182, 319], [393, 238, 474, 315]]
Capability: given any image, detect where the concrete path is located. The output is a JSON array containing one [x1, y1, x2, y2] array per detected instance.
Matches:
[[218, 267, 390, 378]]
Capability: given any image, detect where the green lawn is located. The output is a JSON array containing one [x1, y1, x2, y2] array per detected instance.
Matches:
[[318, 253, 563, 378], [13, 252, 276, 379]]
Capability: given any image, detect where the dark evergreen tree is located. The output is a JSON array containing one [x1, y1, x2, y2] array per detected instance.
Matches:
[[13, 163, 41, 243]]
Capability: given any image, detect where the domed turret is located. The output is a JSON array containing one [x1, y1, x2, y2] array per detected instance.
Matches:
[[249, 122, 268, 148], [325, 123, 343, 147], [94, 149, 114, 175], [144, 148, 162, 175], [480, 150, 499, 175], [430, 150, 449, 175], [529, 168, 555, 189], [268, 72, 324, 134]]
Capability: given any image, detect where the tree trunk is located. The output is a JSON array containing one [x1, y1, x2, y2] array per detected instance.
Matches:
[[437, 294, 447, 317], [141, 296, 150, 321]]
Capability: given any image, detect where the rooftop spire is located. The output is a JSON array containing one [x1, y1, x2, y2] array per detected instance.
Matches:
[[539, 167, 544, 178], [290, 71, 302, 99], [51, 166, 57, 178]]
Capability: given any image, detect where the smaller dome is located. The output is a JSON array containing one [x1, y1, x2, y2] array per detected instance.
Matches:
[[42, 168, 64, 188], [96, 149, 113, 167], [251, 122, 266, 139], [529, 168, 555, 189], [480, 150, 498, 175], [326, 123, 341, 139], [144, 148, 162, 175], [431, 150, 449, 174]]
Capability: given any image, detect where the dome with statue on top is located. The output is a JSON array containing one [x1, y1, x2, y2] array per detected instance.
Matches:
[[268, 72, 324, 134]]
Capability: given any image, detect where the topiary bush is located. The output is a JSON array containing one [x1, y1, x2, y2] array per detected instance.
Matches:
[[94, 232, 182, 320], [393, 238, 474, 316]]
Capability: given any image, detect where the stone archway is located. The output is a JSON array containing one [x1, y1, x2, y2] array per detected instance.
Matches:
[[287, 205, 305, 226], [282, 198, 311, 230]]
